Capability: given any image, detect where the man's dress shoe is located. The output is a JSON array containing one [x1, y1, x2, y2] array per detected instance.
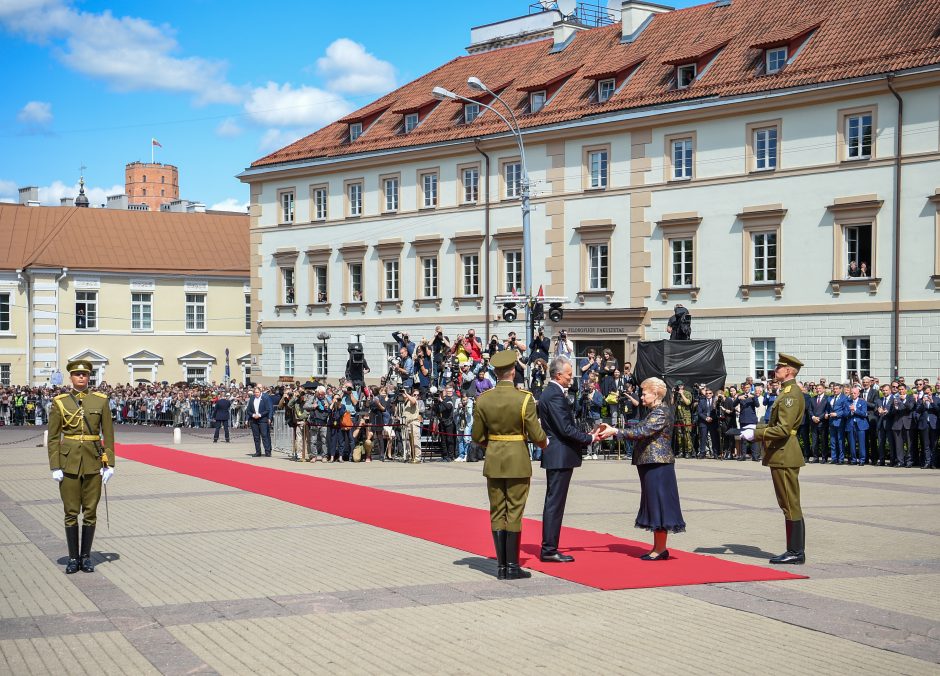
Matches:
[[540, 552, 575, 563]]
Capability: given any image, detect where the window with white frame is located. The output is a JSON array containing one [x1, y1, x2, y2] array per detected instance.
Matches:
[[282, 344, 295, 376], [597, 78, 615, 102], [404, 113, 419, 133], [349, 122, 363, 142], [529, 90, 546, 113], [672, 138, 693, 180], [313, 187, 328, 220], [349, 262, 363, 301], [280, 190, 295, 224], [588, 243, 609, 290], [384, 259, 400, 299], [0, 293, 9, 331], [421, 172, 438, 208], [186, 366, 207, 384], [244, 293, 251, 331], [588, 149, 608, 189], [504, 161, 522, 199], [505, 250, 523, 293], [753, 339, 776, 380], [281, 267, 296, 304], [131, 292, 152, 331], [765, 47, 787, 74], [76, 291, 97, 329], [315, 343, 328, 376], [752, 232, 778, 282], [677, 64, 696, 88], [185, 293, 206, 331], [313, 265, 328, 303], [462, 253, 480, 296], [670, 239, 694, 287], [846, 113, 873, 159], [845, 337, 871, 378], [754, 127, 778, 170], [462, 166, 479, 203], [0, 363, 9, 386], [843, 223, 873, 277], [347, 182, 362, 216], [384, 343, 397, 361], [384, 177, 399, 212], [422, 256, 438, 297], [464, 103, 480, 123]]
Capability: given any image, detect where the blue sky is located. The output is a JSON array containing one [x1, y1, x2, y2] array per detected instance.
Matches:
[[0, 0, 699, 211]]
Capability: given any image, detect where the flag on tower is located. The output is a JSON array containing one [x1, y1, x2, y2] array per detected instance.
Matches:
[[152, 138, 162, 147]]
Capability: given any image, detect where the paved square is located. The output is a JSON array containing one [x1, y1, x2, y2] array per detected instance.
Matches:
[[1, 427, 937, 674]]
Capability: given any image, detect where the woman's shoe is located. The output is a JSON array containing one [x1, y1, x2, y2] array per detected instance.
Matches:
[[640, 550, 669, 561]]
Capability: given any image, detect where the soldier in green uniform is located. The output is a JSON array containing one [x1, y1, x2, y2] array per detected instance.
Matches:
[[673, 382, 694, 458], [472, 349, 548, 580], [48, 360, 115, 574], [742, 353, 806, 564]]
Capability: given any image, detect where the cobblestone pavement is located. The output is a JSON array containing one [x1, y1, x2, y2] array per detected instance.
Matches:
[[1, 427, 937, 674]]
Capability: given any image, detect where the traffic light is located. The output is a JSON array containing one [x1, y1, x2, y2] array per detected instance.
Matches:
[[548, 302, 564, 322], [502, 302, 517, 322], [532, 301, 544, 321]]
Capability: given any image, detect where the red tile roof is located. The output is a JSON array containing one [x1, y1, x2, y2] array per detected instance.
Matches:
[[0, 204, 248, 276], [251, 0, 940, 169]]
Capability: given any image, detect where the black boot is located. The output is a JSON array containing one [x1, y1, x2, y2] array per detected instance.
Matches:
[[492, 530, 507, 580], [79, 525, 95, 573], [65, 526, 80, 574], [769, 519, 805, 564], [504, 531, 531, 580]]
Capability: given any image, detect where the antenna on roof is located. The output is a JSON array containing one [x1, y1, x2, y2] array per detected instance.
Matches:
[[557, 0, 576, 18], [538, 0, 555, 9]]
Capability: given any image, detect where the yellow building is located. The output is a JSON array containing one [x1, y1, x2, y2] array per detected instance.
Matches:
[[0, 202, 249, 386]]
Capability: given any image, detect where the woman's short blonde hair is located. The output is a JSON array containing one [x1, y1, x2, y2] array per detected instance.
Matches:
[[641, 377, 667, 402]]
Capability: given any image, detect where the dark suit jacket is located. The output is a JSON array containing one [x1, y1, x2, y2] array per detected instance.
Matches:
[[212, 398, 232, 421], [808, 394, 830, 425], [696, 397, 718, 426], [248, 394, 274, 422], [537, 381, 593, 470], [915, 394, 938, 430], [890, 394, 913, 430]]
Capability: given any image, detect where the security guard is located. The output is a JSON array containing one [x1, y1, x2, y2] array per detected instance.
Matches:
[[48, 360, 115, 574], [472, 349, 547, 580], [744, 353, 806, 564]]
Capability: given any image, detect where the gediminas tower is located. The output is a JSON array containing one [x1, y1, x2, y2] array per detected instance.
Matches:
[[125, 161, 179, 212]]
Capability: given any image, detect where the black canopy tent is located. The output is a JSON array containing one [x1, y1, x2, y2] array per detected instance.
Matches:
[[635, 339, 727, 401]]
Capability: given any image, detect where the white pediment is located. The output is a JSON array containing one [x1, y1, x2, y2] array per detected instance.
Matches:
[[68, 349, 108, 364], [178, 350, 216, 364], [123, 350, 163, 364]]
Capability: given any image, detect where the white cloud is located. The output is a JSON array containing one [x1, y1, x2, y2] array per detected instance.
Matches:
[[209, 198, 248, 213], [258, 128, 309, 154], [215, 118, 243, 138], [37, 180, 124, 207], [17, 100, 52, 125], [244, 82, 353, 128], [0, 1, 241, 104], [0, 179, 18, 199], [316, 38, 396, 95]]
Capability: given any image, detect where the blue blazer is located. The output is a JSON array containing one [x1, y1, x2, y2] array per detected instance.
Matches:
[[537, 382, 593, 470], [212, 398, 231, 421], [737, 393, 759, 426], [829, 394, 850, 428], [916, 394, 938, 430], [248, 394, 274, 422], [848, 397, 868, 430]]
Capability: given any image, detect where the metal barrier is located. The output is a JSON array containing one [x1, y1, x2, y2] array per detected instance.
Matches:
[[271, 409, 291, 454]]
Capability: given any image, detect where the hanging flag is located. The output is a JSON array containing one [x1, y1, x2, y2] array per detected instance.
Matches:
[[511, 287, 518, 298], [536, 284, 544, 300], [152, 138, 162, 147]]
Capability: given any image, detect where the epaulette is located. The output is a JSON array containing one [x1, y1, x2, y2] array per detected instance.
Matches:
[[54, 393, 69, 400], [90, 392, 109, 399], [478, 388, 494, 398]]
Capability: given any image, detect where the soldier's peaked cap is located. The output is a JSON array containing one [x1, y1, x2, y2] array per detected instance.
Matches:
[[67, 359, 93, 374], [776, 353, 804, 372], [489, 350, 517, 369]]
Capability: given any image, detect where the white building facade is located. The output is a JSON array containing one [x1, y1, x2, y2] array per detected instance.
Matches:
[[240, 0, 940, 385]]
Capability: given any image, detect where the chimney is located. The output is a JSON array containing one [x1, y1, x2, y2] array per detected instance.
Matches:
[[621, 1, 672, 43], [60, 198, 73, 206], [551, 19, 585, 51], [18, 186, 38, 204]]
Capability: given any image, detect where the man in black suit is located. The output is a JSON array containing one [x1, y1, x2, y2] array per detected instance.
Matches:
[[889, 382, 914, 467], [211, 392, 232, 443], [536, 356, 597, 563], [696, 388, 720, 458], [808, 383, 830, 463], [874, 383, 892, 465], [248, 386, 274, 456], [861, 376, 879, 464]]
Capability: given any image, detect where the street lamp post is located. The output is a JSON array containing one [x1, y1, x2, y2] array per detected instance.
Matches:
[[316, 331, 330, 379], [432, 78, 535, 357]]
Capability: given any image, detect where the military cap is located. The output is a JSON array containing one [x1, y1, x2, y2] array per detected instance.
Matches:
[[489, 349, 518, 369], [67, 359, 93, 374], [775, 353, 804, 372]]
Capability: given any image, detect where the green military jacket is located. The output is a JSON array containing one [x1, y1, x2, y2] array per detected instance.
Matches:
[[755, 378, 805, 469], [472, 381, 547, 479], [48, 390, 116, 476]]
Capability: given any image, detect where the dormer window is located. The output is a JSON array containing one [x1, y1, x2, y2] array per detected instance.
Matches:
[[766, 46, 787, 74], [464, 103, 480, 124], [677, 64, 696, 89], [530, 90, 547, 113], [597, 78, 616, 103], [404, 113, 419, 133], [349, 122, 363, 142]]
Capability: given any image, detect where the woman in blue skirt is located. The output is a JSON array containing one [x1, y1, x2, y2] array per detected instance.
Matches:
[[599, 377, 685, 560]]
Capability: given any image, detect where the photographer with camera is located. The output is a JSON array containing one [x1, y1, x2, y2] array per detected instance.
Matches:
[[392, 330, 416, 358], [431, 325, 451, 387], [666, 304, 692, 340], [433, 384, 458, 461], [528, 326, 550, 366], [393, 346, 414, 392], [735, 382, 763, 461], [530, 359, 547, 398], [551, 329, 574, 360], [368, 385, 388, 460], [303, 386, 330, 462], [327, 392, 348, 462], [401, 386, 423, 463], [455, 391, 475, 461], [415, 342, 433, 396]]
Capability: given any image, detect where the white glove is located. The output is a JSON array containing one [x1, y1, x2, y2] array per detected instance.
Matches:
[[52, 469, 64, 483], [739, 428, 755, 442], [100, 467, 114, 485]]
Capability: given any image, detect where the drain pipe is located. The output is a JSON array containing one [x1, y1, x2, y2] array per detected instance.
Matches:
[[56, 267, 68, 370], [474, 139, 492, 341], [17, 269, 31, 385], [886, 74, 902, 379]]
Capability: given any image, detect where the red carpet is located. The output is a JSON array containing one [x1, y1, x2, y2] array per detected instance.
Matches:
[[117, 444, 806, 590]]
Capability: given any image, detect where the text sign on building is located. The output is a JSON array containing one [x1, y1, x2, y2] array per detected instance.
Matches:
[[184, 280, 209, 292], [563, 326, 628, 335], [130, 278, 156, 291], [73, 276, 101, 290]]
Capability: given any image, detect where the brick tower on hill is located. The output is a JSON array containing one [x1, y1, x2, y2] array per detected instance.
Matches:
[[125, 161, 179, 212]]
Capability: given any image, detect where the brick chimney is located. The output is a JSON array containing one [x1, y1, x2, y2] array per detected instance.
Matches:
[[621, 1, 672, 43]]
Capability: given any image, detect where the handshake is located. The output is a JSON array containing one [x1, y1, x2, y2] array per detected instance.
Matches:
[[590, 422, 618, 443]]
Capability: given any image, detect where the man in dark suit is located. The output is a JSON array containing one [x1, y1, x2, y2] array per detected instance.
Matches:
[[808, 384, 830, 463], [696, 388, 720, 458], [874, 384, 893, 465], [212, 392, 232, 443], [827, 383, 849, 464], [248, 386, 274, 456], [889, 382, 914, 467], [846, 385, 868, 465], [536, 356, 597, 563], [915, 386, 938, 469], [861, 376, 879, 464]]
